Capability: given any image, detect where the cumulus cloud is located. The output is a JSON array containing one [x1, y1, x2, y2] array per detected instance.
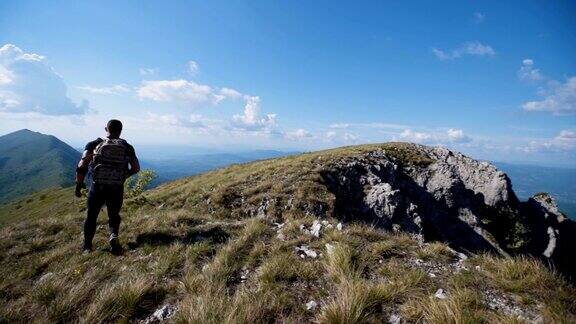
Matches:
[[432, 41, 495, 60], [518, 59, 543, 82], [447, 128, 472, 143], [343, 132, 360, 143], [231, 96, 278, 132], [77, 84, 131, 95], [398, 129, 432, 143], [145, 112, 206, 129], [472, 12, 485, 24], [137, 79, 221, 106], [522, 77, 576, 115], [557, 130, 576, 140], [396, 128, 472, 144], [520, 130, 576, 153], [285, 128, 313, 140], [0, 44, 88, 115], [187, 60, 199, 75], [326, 130, 337, 140], [220, 87, 244, 100]]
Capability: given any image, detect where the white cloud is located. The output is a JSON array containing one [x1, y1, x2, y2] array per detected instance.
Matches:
[[220, 87, 244, 100], [396, 128, 472, 144], [137, 79, 219, 106], [447, 128, 472, 143], [231, 96, 278, 132], [472, 12, 485, 24], [145, 112, 206, 129], [0, 44, 88, 115], [557, 130, 576, 140], [77, 84, 131, 95], [285, 128, 313, 140], [433, 41, 495, 60], [518, 59, 543, 82], [139, 68, 158, 76], [522, 77, 576, 115], [326, 131, 337, 139], [398, 129, 432, 143], [343, 132, 360, 143], [187, 60, 199, 75], [520, 130, 576, 153]]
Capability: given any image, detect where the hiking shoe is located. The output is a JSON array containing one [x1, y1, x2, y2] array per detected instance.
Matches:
[[109, 235, 122, 255]]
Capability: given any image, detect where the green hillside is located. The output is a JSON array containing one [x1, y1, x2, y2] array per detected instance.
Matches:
[[0, 143, 574, 323], [0, 129, 81, 204]]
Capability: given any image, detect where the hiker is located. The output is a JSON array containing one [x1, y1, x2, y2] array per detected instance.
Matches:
[[75, 119, 140, 254]]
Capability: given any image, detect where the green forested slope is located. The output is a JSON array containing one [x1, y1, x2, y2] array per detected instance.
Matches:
[[0, 129, 80, 204]]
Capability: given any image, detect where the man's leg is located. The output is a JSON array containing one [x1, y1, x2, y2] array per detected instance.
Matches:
[[106, 186, 124, 253], [84, 186, 105, 250]]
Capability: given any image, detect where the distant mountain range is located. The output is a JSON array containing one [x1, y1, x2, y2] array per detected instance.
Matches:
[[0, 129, 81, 203], [1, 129, 574, 219], [0, 129, 296, 204]]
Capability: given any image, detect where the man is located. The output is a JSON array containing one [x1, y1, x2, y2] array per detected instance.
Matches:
[[75, 119, 140, 254]]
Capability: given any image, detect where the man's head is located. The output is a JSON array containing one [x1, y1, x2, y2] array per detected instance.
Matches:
[[105, 119, 123, 138]]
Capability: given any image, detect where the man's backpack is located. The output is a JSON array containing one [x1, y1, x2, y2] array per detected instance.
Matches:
[[91, 138, 130, 185]]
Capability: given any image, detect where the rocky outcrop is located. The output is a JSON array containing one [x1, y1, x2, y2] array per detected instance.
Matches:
[[318, 144, 575, 280]]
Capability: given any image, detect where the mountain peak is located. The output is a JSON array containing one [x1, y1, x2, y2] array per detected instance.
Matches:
[[0, 130, 80, 203]]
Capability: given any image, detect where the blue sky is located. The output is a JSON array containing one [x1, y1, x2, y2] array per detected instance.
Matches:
[[0, 0, 575, 166]]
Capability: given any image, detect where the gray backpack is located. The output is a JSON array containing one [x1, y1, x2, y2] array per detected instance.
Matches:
[[91, 138, 129, 185]]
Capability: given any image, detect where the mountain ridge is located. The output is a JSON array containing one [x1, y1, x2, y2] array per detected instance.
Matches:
[[0, 129, 80, 203], [1, 142, 574, 322]]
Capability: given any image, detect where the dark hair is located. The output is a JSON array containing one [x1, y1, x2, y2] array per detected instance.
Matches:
[[107, 119, 123, 134]]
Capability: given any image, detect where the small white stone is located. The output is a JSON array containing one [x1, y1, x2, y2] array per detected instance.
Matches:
[[428, 272, 436, 278], [336, 223, 343, 231], [37, 272, 54, 283], [306, 300, 318, 311], [296, 245, 318, 258], [388, 314, 402, 324], [310, 220, 322, 237], [434, 288, 448, 299], [475, 265, 481, 270]]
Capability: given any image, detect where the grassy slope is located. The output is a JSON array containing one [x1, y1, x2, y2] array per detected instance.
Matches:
[[0, 129, 80, 203], [0, 187, 77, 227], [0, 143, 574, 323]]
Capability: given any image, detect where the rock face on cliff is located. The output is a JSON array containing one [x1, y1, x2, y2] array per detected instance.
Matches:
[[2, 142, 575, 322], [316, 144, 575, 280], [157, 142, 573, 280]]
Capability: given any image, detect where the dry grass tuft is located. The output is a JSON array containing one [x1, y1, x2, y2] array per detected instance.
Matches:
[[402, 288, 487, 323], [318, 280, 397, 324]]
